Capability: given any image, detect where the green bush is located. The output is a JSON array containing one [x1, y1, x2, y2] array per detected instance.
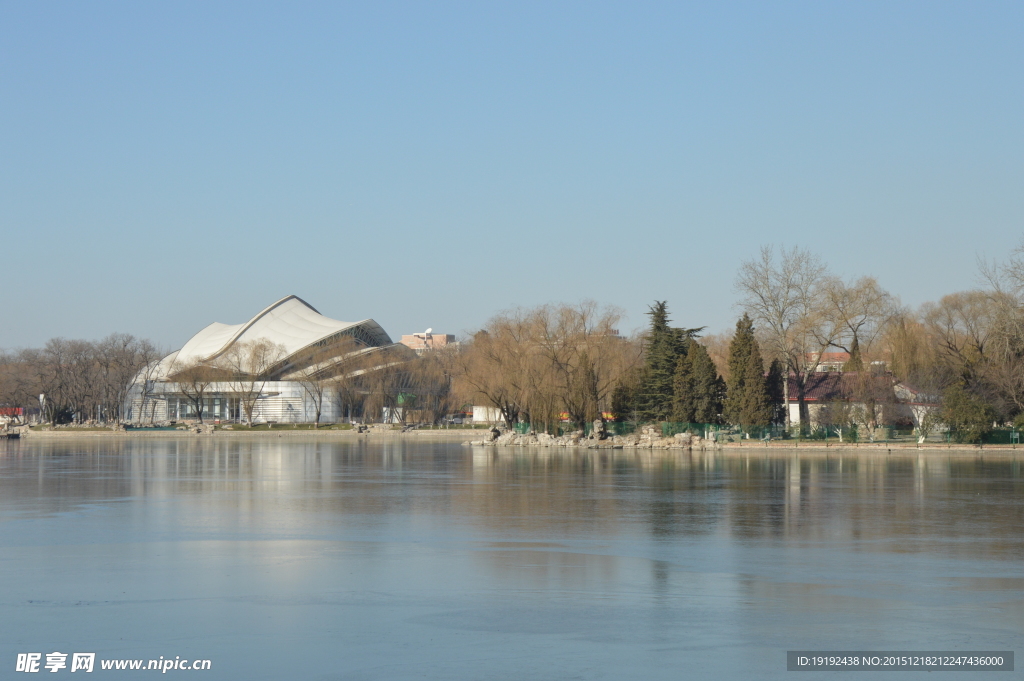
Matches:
[[941, 385, 995, 444]]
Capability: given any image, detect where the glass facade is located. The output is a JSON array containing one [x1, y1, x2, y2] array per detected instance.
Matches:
[[166, 397, 241, 421]]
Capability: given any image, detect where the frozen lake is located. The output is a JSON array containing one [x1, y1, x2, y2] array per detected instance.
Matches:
[[1, 438, 1021, 679]]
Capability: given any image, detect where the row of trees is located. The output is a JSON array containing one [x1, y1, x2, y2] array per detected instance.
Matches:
[[452, 299, 781, 433], [454, 302, 641, 431], [457, 241, 1024, 441], [0, 335, 162, 424], [4, 241, 1024, 441], [734, 246, 898, 428], [882, 246, 1024, 441]]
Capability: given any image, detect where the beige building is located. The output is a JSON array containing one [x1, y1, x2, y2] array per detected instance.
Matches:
[[400, 331, 456, 354]]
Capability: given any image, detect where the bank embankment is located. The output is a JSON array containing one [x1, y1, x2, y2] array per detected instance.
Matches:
[[15, 428, 482, 443], [9, 427, 1023, 455]]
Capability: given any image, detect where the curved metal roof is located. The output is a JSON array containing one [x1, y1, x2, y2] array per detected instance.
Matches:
[[155, 296, 392, 377]]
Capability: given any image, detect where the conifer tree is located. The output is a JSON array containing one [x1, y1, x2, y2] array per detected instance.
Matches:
[[766, 358, 787, 426], [688, 342, 729, 421], [739, 352, 772, 426], [679, 341, 725, 423], [610, 368, 642, 422], [638, 302, 680, 420], [723, 314, 772, 427], [636, 301, 704, 421], [671, 348, 694, 422], [842, 337, 864, 372]]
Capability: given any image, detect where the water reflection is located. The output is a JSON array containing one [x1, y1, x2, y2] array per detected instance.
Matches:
[[1, 438, 1021, 680], [2, 439, 1020, 558]]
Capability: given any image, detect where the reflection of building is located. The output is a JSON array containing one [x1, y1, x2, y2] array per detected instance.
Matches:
[[400, 332, 456, 354], [126, 296, 404, 424]]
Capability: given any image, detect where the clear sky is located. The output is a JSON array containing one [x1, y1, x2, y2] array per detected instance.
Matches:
[[2, 2, 1022, 350]]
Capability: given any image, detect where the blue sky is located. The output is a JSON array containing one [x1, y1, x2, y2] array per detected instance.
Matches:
[[1, 2, 1021, 349]]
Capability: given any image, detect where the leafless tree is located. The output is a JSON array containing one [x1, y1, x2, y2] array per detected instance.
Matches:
[[823, 276, 898, 364], [455, 325, 530, 429], [95, 334, 162, 423], [456, 303, 641, 431], [219, 339, 286, 425], [168, 357, 218, 423], [404, 344, 461, 425], [357, 345, 416, 424], [978, 242, 1024, 415], [735, 246, 843, 428], [529, 302, 640, 430], [294, 348, 334, 428]]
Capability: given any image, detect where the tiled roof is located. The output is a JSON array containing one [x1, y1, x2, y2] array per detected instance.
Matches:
[[786, 372, 879, 402]]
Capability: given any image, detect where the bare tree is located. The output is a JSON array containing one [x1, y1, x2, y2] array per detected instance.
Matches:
[[823, 276, 898, 366], [529, 302, 640, 430], [456, 324, 531, 429], [922, 291, 996, 375], [219, 339, 286, 425], [404, 344, 461, 425], [295, 348, 332, 428], [132, 352, 166, 424], [95, 334, 162, 423], [816, 400, 855, 441], [456, 303, 641, 432], [978, 244, 1024, 416], [279, 336, 377, 427], [735, 246, 843, 429], [168, 357, 218, 423], [356, 345, 416, 424]]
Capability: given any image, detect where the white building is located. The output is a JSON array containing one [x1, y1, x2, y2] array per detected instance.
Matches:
[[126, 295, 404, 424], [472, 406, 505, 424]]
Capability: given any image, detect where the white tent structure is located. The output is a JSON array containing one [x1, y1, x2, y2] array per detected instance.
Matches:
[[127, 296, 402, 424]]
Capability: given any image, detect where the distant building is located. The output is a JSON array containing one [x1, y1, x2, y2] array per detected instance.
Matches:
[[400, 332, 456, 354], [808, 352, 850, 372], [784, 372, 939, 429], [472, 406, 505, 424], [124, 295, 404, 424], [0, 407, 24, 425]]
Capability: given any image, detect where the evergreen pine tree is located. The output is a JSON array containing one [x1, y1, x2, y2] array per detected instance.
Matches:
[[610, 370, 641, 422], [766, 358, 787, 426], [672, 341, 725, 424], [636, 301, 705, 422], [671, 348, 694, 423], [842, 337, 864, 372], [723, 314, 772, 427], [723, 315, 754, 425], [688, 342, 725, 423], [637, 302, 682, 421]]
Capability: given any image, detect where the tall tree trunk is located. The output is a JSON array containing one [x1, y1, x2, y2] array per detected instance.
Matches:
[[783, 364, 791, 429]]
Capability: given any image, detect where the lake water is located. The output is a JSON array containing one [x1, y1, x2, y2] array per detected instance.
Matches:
[[1, 438, 1021, 679]]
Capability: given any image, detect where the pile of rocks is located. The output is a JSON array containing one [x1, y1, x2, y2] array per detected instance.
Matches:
[[604, 427, 703, 449], [467, 428, 589, 448], [464, 423, 708, 450]]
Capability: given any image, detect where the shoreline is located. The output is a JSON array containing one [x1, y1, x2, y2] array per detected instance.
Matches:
[[8, 428, 1023, 455], [13, 428, 477, 442]]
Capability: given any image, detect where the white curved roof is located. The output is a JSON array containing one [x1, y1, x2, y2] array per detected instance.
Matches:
[[156, 296, 392, 377]]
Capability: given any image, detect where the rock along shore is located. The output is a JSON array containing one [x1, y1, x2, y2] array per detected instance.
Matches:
[[463, 424, 1022, 455], [6, 425, 1020, 454]]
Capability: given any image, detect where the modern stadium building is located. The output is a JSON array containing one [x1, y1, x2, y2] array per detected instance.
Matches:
[[126, 295, 407, 424]]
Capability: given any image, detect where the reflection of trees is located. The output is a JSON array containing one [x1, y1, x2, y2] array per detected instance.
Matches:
[[3, 442, 1020, 560]]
